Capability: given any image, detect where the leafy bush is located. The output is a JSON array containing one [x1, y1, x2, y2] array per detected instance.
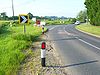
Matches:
[[0, 26, 10, 34]]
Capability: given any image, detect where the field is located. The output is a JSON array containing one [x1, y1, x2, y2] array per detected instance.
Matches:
[[76, 23, 100, 36], [0, 22, 45, 75], [45, 19, 73, 25]]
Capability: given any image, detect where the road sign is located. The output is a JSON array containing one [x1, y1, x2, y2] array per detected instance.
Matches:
[[19, 14, 29, 24], [32, 18, 36, 22], [36, 20, 40, 25], [40, 21, 46, 26]]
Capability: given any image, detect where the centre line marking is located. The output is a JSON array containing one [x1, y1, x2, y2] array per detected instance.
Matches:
[[64, 26, 100, 50], [49, 26, 59, 30], [78, 39, 100, 50]]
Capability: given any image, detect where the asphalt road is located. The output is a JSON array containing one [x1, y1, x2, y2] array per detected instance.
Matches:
[[46, 24, 100, 75]]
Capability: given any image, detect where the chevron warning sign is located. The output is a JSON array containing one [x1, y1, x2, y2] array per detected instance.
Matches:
[[19, 14, 29, 24]]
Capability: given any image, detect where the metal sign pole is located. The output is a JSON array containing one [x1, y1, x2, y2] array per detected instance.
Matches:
[[24, 24, 26, 33]]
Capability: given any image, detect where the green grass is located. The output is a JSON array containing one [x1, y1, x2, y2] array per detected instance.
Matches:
[[0, 24, 45, 75], [46, 19, 73, 25], [76, 23, 100, 36], [0, 21, 10, 25]]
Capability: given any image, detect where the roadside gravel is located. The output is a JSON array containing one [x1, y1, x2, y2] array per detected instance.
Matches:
[[18, 34, 69, 75]]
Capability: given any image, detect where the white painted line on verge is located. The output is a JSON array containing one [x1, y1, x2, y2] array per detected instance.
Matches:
[[78, 39, 100, 50]]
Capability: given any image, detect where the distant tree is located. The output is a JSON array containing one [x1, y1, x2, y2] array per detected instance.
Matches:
[[71, 18, 76, 23], [8, 16, 18, 20], [8, 17, 13, 20], [76, 10, 87, 23], [5, 16, 9, 20], [27, 12, 33, 19], [13, 16, 18, 20], [0, 12, 8, 20]]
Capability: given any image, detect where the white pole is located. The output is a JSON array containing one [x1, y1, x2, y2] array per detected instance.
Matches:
[[42, 25, 44, 34], [41, 42, 46, 67]]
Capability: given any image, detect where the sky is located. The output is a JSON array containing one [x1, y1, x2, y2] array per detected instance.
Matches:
[[0, 0, 86, 17]]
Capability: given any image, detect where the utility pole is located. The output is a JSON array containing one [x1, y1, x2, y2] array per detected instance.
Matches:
[[11, 0, 15, 22]]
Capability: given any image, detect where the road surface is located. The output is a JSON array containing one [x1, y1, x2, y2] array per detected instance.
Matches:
[[46, 24, 100, 75]]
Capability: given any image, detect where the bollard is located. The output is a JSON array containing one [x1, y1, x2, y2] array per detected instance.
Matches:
[[42, 26, 44, 34], [41, 42, 46, 67]]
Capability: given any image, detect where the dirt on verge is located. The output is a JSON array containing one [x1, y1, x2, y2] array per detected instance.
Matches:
[[18, 35, 69, 75]]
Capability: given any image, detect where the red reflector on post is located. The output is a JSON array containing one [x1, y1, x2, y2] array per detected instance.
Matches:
[[41, 42, 46, 49]]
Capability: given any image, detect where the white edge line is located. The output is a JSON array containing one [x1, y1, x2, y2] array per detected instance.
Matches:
[[78, 39, 100, 50], [76, 28, 100, 38], [64, 26, 100, 50]]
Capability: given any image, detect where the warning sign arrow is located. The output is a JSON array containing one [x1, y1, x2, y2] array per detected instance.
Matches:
[[21, 16, 28, 23], [19, 14, 29, 24]]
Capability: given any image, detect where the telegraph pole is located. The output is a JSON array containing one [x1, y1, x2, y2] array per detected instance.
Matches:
[[11, 0, 15, 22]]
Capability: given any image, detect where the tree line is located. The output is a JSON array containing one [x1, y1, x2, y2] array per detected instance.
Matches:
[[84, 0, 100, 26], [0, 12, 76, 23], [0, 12, 34, 20]]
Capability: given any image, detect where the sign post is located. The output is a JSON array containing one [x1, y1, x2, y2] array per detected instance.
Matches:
[[19, 14, 29, 33], [24, 24, 26, 33]]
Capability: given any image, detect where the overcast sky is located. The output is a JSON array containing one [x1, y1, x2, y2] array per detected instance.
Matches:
[[0, 0, 85, 17]]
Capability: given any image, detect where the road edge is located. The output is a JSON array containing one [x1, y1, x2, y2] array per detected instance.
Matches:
[[75, 27, 100, 39]]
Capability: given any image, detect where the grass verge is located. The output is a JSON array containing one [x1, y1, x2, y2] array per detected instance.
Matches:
[[76, 23, 100, 36], [0, 24, 47, 75]]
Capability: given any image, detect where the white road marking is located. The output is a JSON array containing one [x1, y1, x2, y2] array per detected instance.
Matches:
[[78, 39, 100, 50], [49, 26, 59, 30], [64, 27, 71, 35], [64, 26, 100, 50]]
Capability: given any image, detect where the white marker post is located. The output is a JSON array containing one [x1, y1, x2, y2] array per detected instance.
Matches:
[[42, 25, 44, 34], [41, 42, 46, 67]]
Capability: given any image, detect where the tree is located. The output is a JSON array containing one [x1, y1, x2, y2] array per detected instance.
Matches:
[[0, 12, 8, 20], [76, 10, 87, 23], [84, 0, 100, 25], [8, 16, 18, 20], [71, 18, 76, 23], [27, 12, 33, 19]]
